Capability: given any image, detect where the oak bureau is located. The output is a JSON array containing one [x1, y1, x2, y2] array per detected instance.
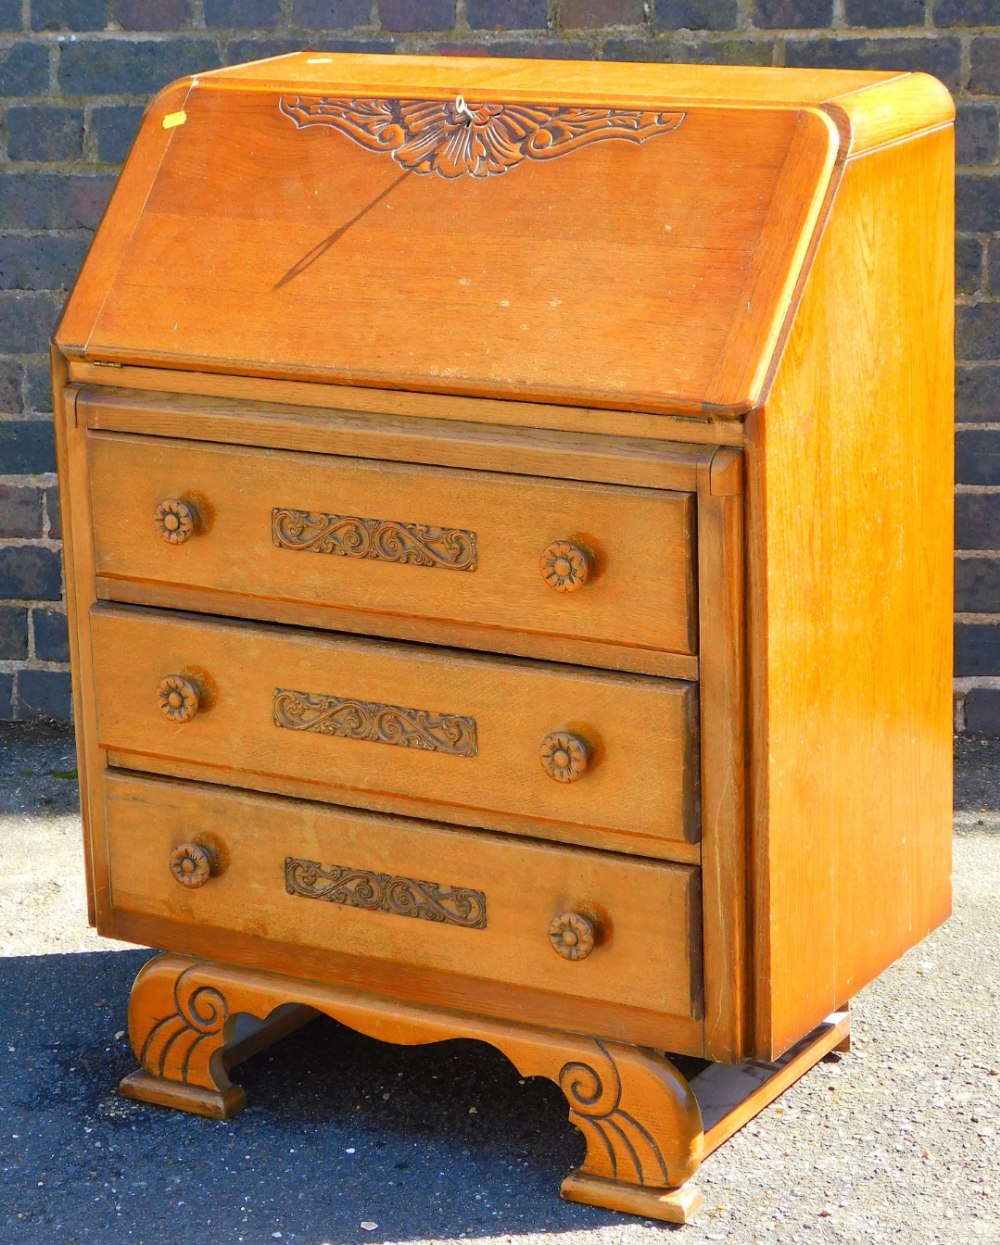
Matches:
[[53, 54, 954, 1222]]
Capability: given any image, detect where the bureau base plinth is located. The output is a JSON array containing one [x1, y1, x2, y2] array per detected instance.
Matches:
[[118, 953, 853, 1225], [120, 1069, 246, 1119], [120, 953, 705, 1218], [120, 997, 319, 1118], [561, 1172, 705, 1223]]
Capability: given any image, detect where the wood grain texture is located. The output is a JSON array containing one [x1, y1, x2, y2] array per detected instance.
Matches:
[[49, 373, 98, 926], [53, 79, 193, 352], [79, 387, 714, 489], [200, 54, 945, 156], [51, 57, 957, 1225], [692, 1009, 851, 1156], [87, 430, 698, 663], [825, 73, 953, 159], [90, 604, 700, 853], [55, 59, 951, 420], [109, 906, 704, 1053], [204, 53, 897, 99], [119, 952, 706, 1213], [57, 79, 835, 416], [696, 450, 749, 1064], [69, 363, 745, 445], [709, 109, 838, 415], [93, 577, 700, 683], [104, 772, 701, 1019], [746, 125, 954, 1059], [49, 375, 112, 930]]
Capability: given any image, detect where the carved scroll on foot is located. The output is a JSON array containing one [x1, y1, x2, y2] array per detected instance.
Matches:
[[119, 955, 706, 1220], [119, 955, 314, 1118]]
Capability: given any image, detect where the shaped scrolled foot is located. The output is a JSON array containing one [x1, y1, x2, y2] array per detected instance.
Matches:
[[118, 954, 244, 1118], [556, 1039, 705, 1223], [118, 954, 315, 1119]]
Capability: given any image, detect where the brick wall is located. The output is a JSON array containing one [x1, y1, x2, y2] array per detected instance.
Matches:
[[1, 1, 998, 731]]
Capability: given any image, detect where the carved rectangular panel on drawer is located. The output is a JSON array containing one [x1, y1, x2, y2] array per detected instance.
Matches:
[[87, 432, 697, 671], [103, 772, 702, 1021], [90, 604, 700, 858]]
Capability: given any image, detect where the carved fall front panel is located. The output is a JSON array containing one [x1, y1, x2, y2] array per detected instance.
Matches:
[[278, 95, 686, 178]]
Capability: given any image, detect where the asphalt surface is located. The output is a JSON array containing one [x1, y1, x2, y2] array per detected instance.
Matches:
[[1, 722, 998, 1245]]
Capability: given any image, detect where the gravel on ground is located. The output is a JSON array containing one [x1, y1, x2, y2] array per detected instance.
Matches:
[[1, 723, 997, 1245]]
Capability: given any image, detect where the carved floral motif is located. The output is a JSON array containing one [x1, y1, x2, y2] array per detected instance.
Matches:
[[169, 843, 213, 889], [271, 508, 477, 571], [273, 687, 478, 757], [157, 675, 199, 723], [540, 731, 589, 783], [540, 541, 590, 593], [285, 857, 487, 929], [278, 95, 686, 179], [548, 911, 596, 961], [154, 498, 195, 545]]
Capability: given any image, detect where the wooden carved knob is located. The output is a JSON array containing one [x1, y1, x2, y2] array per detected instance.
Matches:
[[549, 912, 595, 961], [540, 541, 590, 593], [157, 675, 199, 723], [540, 731, 589, 783], [154, 498, 196, 544], [169, 843, 213, 889]]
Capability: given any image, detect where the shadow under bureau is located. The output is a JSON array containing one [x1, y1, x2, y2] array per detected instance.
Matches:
[[52, 54, 954, 1223]]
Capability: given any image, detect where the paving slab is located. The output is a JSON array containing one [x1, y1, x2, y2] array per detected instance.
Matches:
[[1, 723, 997, 1245]]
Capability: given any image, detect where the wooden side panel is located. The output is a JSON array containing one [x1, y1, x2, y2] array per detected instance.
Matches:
[[709, 109, 838, 412], [696, 450, 749, 1064], [747, 127, 954, 1057], [54, 79, 193, 351], [49, 371, 101, 927]]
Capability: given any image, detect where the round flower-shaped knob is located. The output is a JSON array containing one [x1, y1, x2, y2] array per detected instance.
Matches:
[[540, 731, 589, 783], [548, 912, 596, 961], [157, 675, 199, 723], [540, 541, 590, 593], [154, 498, 196, 545], [169, 842, 213, 889]]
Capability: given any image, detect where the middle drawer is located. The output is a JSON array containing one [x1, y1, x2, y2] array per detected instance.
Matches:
[[90, 604, 700, 858]]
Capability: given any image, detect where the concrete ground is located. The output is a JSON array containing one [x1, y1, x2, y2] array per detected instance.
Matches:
[[1, 723, 997, 1245]]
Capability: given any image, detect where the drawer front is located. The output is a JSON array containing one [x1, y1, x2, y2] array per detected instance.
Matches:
[[88, 432, 697, 664], [104, 772, 702, 1020], [91, 604, 700, 854]]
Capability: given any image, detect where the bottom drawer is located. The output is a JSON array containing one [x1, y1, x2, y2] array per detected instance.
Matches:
[[103, 772, 701, 1022]]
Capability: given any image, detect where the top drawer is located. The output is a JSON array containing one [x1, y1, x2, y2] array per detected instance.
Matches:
[[87, 432, 697, 675]]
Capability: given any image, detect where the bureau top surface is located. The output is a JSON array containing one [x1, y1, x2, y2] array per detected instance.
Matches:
[[55, 54, 952, 420]]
